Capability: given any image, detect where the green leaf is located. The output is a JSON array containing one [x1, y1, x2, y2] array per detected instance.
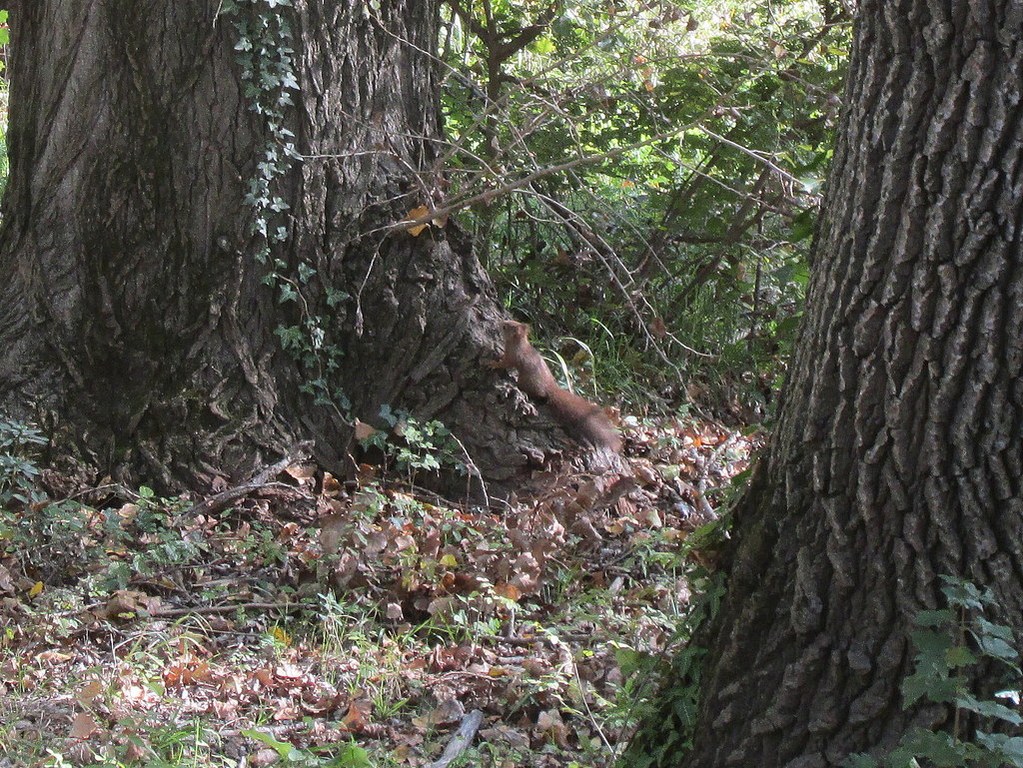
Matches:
[[899, 728, 967, 767], [974, 733, 1023, 768], [326, 742, 373, 767], [242, 729, 304, 761], [914, 609, 953, 628], [911, 628, 953, 655], [977, 634, 1018, 664], [940, 575, 993, 610], [945, 644, 977, 669], [902, 670, 958, 707], [972, 618, 1019, 663], [954, 693, 1023, 725]]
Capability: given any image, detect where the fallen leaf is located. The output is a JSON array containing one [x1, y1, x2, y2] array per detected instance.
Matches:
[[285, 463, 317, 482], [494, 583, 521, 601], [439, 553, 458, 568], [322, 472, 341, 497], [536, 708, 568, 747], [425, 697, 464, 726], [77, 680, 104, 704], [342, 698, 372, 732], [69, 711, 98, 740]]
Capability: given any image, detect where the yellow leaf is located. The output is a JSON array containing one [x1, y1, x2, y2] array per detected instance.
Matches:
[[269, 626, 291, 647], [439, 553, 458, 568], [405, 205, 430, 237], [29, 581, 43, 598], [78, 680, 104, 704]]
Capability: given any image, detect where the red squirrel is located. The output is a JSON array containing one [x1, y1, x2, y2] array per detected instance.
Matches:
[[491, 320, 621, 452]]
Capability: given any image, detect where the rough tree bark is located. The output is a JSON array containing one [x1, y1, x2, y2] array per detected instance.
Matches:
[[0, 0, 562, 492], [629, 2, 1023, 766]]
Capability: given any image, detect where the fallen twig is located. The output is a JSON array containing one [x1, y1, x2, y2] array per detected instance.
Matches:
[[426, 709, 484, 768], [184, 441, 314, 517], [152, 600, 305, 618]]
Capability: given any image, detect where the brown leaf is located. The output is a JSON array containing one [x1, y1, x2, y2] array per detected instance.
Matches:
[[321, 472, 341, 497], [536, 708, 569, 747], [319, 512, 347, 555], [99, 589, 146, 619], [285, 462, 317, 482], [249, 748, 281, 767], [342, 698, 372, 732], [0, 565, 14, 596], [425, 697, 464, 726], [353, 419, 377, 441], [69, 711, 98, 740], [494, 583, 521, 601]]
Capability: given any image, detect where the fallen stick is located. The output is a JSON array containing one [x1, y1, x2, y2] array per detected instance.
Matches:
[[426, 710, 484, 768], [152, 600, 304, 618], [184, 441, 314, 517]]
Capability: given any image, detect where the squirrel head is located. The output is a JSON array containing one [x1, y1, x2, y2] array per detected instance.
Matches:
[[501, 320, 529, 343]]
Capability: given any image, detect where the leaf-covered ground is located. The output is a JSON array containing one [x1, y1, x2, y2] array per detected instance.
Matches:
[[0, 417, 758, 767]]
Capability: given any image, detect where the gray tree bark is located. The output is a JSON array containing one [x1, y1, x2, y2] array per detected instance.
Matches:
[[0, 0, 559, 492], [629, 2, 1023, 765]]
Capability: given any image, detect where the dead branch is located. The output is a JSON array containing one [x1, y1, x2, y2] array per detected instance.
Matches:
[[426, 709, 485, 768], [183, 441, 314, 518]]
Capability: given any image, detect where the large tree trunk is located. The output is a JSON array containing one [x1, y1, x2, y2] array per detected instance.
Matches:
[[0, 0, 551, 492], [629, 2, 1023, 766]]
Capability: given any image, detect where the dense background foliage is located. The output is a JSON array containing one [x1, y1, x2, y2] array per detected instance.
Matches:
[[439, 0, 850, 414]]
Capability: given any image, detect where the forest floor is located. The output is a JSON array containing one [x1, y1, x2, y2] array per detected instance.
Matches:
[[0, 415, 759, 768]]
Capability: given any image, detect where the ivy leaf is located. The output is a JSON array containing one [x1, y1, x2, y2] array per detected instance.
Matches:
[[944, 644, 976, 669], [940, 575, 993, 610], [910, 629, 953, 670]]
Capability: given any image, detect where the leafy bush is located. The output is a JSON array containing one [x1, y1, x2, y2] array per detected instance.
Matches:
[[847, 576, 1023, 768], [0, 415, 46, 507]]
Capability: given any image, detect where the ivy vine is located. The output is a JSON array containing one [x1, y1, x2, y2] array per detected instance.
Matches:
[[219, 0, 470, 480], [220, 0, 351, 414]]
